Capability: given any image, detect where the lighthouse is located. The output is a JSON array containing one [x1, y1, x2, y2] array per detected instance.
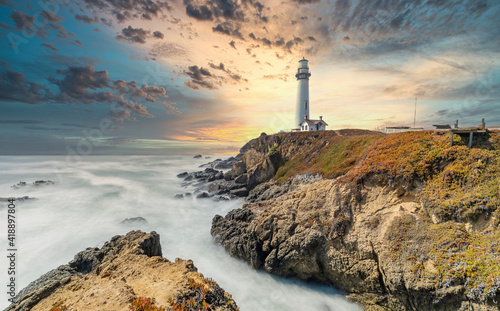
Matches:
[[294, 57, 328, 131], [295, 57, 311, 129]]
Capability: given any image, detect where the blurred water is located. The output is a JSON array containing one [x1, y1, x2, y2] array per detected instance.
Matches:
[[0, 156, 361, 311]]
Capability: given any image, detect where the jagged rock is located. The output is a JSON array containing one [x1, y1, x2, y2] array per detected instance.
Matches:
[[207, 180, 241, 194], [211, 178, 499, 311], [232, 161, 246, 176], [234, 173, 248, 184], [177, 172, 189, 178], [6, 231, 238, 311], [229, 187, 249, 197], [120, 217, 147, 225], [224, 170, 233, 181], [194, 155, 202, 158]]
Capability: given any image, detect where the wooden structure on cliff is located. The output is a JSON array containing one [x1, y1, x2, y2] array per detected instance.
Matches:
[[448, 118, 491, 149]]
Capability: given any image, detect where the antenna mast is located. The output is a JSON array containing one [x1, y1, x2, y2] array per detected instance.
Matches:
[[413, 97, 417, 128]]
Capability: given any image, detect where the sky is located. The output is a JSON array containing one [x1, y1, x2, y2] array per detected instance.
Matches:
[[0, 0, 499, 155]]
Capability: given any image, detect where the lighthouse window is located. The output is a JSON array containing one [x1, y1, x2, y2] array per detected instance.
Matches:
[[305, 101, 308, 109]]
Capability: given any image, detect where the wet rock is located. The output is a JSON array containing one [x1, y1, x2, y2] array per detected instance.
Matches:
[[177, 172, 189, 178], [207, 180, 241, 194], [120, 217, 147, 225], [194, 155, 202, 158], [196, 192, 212, 199], [33, 180, 55, 186], [229, 187, 249, 197], [11, 180, 55, 189], [174, 194, 184, 199]]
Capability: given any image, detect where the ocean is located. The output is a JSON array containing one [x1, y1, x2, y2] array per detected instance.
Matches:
[[0, 156, 361, 311]]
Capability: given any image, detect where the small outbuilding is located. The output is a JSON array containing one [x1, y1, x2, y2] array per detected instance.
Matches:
[[300, 115, 328, 131]]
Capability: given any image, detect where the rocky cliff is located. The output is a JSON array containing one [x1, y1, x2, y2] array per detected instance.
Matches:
[[211, 130, 500, 310], [7, 230, 238, 311]]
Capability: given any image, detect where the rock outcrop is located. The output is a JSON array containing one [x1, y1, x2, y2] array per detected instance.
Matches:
[[211, 130, 500, 311], [7, 230, 238, 311]]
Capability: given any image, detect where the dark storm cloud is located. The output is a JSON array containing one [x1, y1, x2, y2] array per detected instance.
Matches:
[[75, 14, 99, 24], [0, 70, 49, 104], [41, 43, 59, 51], [79, 0, 171, 23]]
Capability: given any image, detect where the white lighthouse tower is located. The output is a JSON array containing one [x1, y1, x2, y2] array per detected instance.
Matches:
[[295, 57, 311, 129]]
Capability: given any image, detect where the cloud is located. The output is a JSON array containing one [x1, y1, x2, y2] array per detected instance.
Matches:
[[153, 30, 164, 39], [184, 0, 245, 22], [183, 65, 217, 90], [116, 26, 166, 44], [185, 3, 213, 20], [41, 43, 59, 51], [161, 101, 182, 114], [74, 14, 99, 24], [207, 62, 248, 83], [116, 25, 150, 44], [212, 22, 244, 39], [149, 42, 189, 58], [41, 65, 169, 122], [229, 40, 236, 48], [0, 70, 49, 104], [9, 10, 70, 40], [79, 0, 171, 23]]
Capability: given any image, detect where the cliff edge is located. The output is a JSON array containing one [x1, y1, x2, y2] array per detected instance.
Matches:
[[211, 130, 500, 310], [7, 230, 238, 311]]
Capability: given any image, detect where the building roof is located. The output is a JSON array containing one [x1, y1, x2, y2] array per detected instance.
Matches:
[[385, 126, 410, 129], [433, 124, 451, 129], [300, 119, 328, 126]]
